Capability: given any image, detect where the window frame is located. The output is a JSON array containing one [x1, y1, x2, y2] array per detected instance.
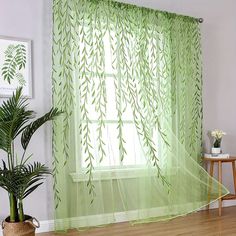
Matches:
[[74, 71, 146, 173]]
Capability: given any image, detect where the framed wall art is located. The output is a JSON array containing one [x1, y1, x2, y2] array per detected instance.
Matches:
[[0, 36, 32, 97]]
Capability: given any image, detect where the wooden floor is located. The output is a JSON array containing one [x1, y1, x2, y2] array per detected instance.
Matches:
[[38, 206, 236, 236]]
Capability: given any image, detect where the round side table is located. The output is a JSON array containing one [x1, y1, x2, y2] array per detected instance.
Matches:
[[204, 156, 236, 216]]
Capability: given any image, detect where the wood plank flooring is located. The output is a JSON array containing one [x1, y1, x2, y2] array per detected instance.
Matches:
[[38, 206, 236, 236]]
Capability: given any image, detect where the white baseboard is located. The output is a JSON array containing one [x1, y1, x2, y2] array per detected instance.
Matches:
[[207, 199, 236, 210], [36, 220, 55, 233], [0, 200, 234, 235], [41, 200, 236, 232]]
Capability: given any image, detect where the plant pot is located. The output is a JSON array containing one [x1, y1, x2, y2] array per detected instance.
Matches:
[[211, 147, 221, 154], [2, 215, 40, 236]]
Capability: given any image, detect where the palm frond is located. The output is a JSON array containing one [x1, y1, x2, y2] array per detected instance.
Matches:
[[0, 87, 34, 151], [23, 183, 43, 199], [16, 162, 51, 200], [0, 162, 51, 200], [21, 108, 62, 150], [1, 44, 26, 84], [0, 161, 20, 193]]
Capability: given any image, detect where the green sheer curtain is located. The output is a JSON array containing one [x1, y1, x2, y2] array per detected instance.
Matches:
[[52, 0, 228, 231]]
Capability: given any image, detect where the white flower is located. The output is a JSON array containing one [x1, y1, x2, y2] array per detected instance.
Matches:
[[211, 129, 226, 140]]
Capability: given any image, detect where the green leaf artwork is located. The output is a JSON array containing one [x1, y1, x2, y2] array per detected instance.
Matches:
[[15, 73, 26, 86], [1, 44, 26, 85]]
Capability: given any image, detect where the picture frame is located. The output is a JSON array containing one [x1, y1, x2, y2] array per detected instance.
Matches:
[[0, 36, 32, 98]]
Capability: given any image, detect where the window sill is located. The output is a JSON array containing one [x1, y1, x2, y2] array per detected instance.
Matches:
[[70, 166, 178, 182]]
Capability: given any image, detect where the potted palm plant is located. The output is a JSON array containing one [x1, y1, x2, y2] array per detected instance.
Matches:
[[0, 87, 61, 236]]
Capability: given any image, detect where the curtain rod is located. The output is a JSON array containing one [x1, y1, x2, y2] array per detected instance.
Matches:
[[112, 0, 205, 24]]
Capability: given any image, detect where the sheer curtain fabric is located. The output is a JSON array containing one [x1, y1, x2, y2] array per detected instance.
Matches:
[[52, 0, 228, 231]]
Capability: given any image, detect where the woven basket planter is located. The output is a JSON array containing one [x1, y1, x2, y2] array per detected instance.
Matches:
[[2, 215, 40, 236]]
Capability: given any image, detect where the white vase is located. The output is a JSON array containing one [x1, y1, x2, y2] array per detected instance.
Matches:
[[211, 147, 221, 154]]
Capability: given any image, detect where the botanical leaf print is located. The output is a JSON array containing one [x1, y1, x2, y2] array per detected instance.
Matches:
[[15, 44, 26, 70], [1, 44, 26, 84], [15, 73, 26, 86]]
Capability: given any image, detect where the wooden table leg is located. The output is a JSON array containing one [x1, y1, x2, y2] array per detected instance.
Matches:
[[232, 161, 236, 194], [218, 161, 222, 216], [207, 161, 214, 210]]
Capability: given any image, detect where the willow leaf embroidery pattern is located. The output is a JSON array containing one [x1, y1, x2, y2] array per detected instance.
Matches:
[[51, 1, 233, 231], [52, 0, 203, 204]]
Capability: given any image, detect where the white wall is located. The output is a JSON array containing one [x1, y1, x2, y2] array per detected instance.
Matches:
[[0, 0, 236, 222], [0, 0, 53, 221]]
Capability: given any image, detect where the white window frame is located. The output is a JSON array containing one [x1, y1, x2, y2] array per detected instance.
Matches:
[[72, 70, 148, 180]]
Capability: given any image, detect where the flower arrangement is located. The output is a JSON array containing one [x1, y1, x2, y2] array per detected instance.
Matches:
[[211, 129, 226, 148]]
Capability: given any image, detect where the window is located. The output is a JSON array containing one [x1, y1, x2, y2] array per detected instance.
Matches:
[[76, 32, 148, 171], [71, 23, 168, 178]]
